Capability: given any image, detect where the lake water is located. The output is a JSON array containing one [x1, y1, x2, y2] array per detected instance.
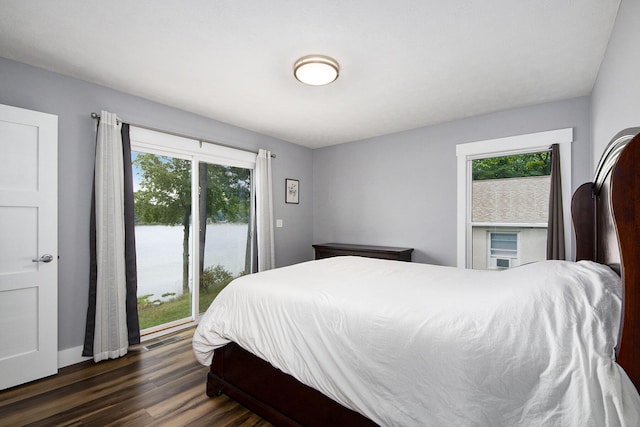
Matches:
[[135, 223, 248, 300]]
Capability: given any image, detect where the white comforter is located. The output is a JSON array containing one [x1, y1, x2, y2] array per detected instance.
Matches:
[[193, 257, 640, 426]]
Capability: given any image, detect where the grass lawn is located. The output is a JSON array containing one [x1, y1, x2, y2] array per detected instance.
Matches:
[[138, 284, 228, 330]]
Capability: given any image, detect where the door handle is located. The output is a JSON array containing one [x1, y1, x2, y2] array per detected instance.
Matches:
[[32, 254, 54, 263]]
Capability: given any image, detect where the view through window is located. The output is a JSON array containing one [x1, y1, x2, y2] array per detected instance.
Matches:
[[471, 151, 551, 270]]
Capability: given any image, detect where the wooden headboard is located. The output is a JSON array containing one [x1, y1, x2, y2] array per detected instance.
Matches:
[[572, 127, 640, 391]]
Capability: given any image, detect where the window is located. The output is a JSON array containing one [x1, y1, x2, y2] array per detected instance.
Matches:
[[488, 232, 519, 269], [456, 128, 572, 269], [130, 127, 256, 335]]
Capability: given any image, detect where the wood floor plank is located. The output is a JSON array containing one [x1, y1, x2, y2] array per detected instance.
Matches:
[[154, 392, 268, 427], [0, 328, 273, 427], [146, 379, 211, 418], [103, 409, 157, 427]]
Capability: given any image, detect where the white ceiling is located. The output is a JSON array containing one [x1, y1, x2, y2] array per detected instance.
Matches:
[[0, 1, 620, 149]]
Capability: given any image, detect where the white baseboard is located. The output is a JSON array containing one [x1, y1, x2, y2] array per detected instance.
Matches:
[[58, 346, 91, 368]]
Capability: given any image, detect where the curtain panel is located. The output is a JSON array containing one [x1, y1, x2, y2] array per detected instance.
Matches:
[[546, 143, 566, 260], [83, 112, 140, 361], [255, 149, 275, 271]]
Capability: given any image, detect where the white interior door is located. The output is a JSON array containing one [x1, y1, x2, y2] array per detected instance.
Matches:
[[0, 104, 58, 390]]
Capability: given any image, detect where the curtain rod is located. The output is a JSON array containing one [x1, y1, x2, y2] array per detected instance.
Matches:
[[90, 112, 275, 158]]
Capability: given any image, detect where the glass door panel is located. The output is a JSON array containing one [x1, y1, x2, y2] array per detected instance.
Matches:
[[198, 162, 252, 313], [132, 151, 193, 330]]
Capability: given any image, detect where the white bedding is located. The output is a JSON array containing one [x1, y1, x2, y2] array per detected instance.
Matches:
[[193, 257, 640, 426]]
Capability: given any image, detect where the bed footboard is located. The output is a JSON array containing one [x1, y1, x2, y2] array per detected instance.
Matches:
[[207, 343, 377, 427]]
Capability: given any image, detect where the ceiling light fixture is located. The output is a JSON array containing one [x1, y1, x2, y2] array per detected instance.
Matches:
[[293, 55, 339, 86]]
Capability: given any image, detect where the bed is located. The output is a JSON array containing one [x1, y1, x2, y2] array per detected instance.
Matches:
[[193, 128, 640, 426]]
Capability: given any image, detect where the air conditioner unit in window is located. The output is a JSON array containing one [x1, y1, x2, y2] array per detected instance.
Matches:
[[495, 258, 511, 269]]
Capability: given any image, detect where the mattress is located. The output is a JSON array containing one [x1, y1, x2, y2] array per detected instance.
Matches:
[[193, 256, 640, 426]]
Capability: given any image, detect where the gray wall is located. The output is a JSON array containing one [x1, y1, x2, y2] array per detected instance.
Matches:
[[313, 97, 591, 266], [0, 56, 314, 352], [591, 0, 640, 168]]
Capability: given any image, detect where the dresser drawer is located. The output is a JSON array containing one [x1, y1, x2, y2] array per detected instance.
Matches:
[[312, 243, 413, 262]]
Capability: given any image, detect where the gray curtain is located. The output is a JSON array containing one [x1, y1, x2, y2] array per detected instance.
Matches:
[[546, 144, 565, 260], [83, 119, 140, 359], [255, 149, 275, 271]]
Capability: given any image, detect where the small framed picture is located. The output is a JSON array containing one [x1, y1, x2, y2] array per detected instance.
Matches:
[[285, 178, 299, 204]]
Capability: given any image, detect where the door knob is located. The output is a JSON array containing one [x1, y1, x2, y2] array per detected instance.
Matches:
[[32, 254, 54, 263]]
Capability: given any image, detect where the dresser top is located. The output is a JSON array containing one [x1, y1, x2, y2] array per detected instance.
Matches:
[[312, 243, 413, 253]]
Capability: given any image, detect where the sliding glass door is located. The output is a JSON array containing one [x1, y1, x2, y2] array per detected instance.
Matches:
[[130, 127, 256, 334]]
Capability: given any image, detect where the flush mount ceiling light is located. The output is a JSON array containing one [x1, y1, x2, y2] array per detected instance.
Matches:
[[293, 55, 339, 86]]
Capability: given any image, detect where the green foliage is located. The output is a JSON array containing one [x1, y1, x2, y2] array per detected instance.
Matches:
[[132, 153, 252, 226], [133, 154, 192, 225], [199, 265, 235, 291], [472, 151, 551, 181], [202, 163, 252, 223]]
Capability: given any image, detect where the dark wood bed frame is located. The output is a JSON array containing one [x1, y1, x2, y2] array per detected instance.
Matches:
[[205, 128, 640, 426]]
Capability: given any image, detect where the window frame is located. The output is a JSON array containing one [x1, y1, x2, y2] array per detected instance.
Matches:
[[129, 126, 256, 336], [456, 128, 572, 268]]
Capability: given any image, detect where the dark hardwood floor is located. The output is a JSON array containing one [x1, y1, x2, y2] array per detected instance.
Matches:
[[0, 328, 272, 426]]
